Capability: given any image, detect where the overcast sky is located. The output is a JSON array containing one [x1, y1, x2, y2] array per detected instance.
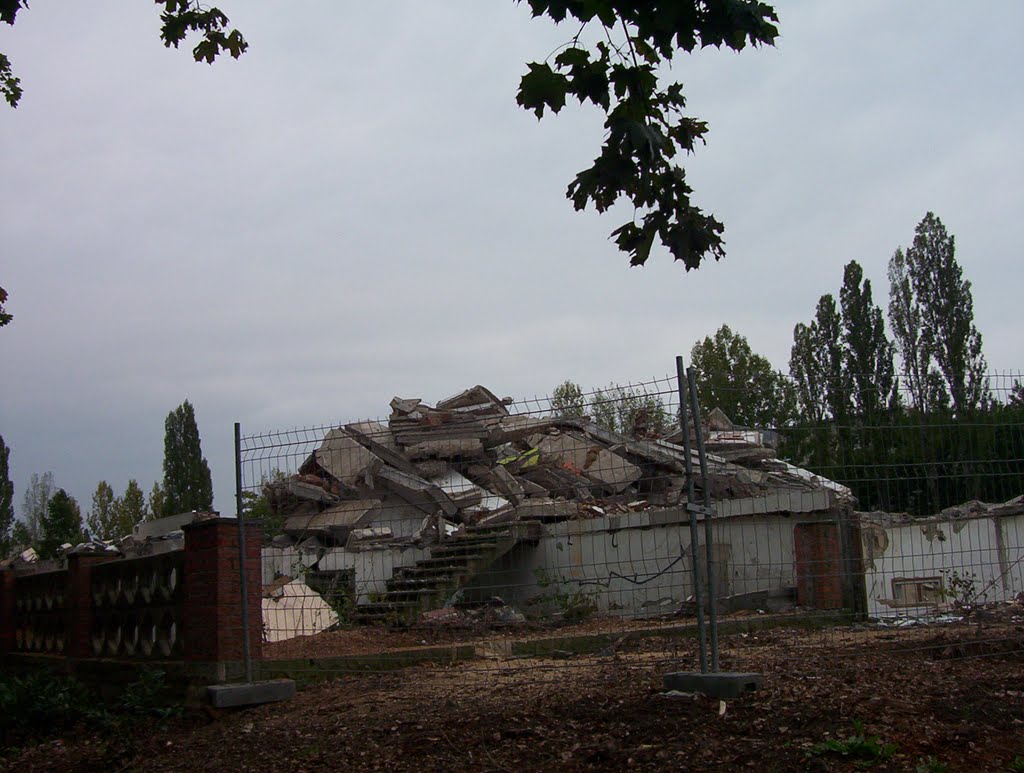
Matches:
[[1, 1, 1021, 517]]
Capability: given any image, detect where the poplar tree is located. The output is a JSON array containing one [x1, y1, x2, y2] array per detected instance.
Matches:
[[890, 212, 987, 413], [790, 294, 848, 425], [839, 260, 896, 422], [112, 479, 149, 534], [20, 470, 54, 545], [148, 481, 166, 521], [162, 400, 213, 515], [86, 480, 116, 540]]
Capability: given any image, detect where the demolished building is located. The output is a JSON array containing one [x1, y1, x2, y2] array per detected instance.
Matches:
[[260, 385, 858, 630]]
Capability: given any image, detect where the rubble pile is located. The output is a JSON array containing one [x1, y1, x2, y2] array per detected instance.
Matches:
[[265, 385, 850, 549]]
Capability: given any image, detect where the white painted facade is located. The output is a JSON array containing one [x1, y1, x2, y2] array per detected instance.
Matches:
[[860, 512, 1024, 618]]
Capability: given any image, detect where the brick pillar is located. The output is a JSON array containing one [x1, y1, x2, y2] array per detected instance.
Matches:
[[182, 518, 263, 676], [65, 553, 115, 659], [0, 569, 15, 655], [794, 522, 843, 609]]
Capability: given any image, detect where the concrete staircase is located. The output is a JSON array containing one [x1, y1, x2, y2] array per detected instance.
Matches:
[[354, 521, 541, 626]]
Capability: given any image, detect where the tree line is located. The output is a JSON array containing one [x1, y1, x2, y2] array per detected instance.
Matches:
[[0, 400, 214, 559], [554, 213, 1023, 515]]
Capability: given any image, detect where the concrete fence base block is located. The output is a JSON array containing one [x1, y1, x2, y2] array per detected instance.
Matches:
[[663, 671, 763, 700], [207, 678, 297, 708]]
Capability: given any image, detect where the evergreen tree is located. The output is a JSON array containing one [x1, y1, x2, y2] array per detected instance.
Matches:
[[0, 434, 13, 553], [162, 400, 213, 514], [38, 488, 83, 559], [690, 325, 796, 428], [839, 260, 896, 421], [894, 212, 987, 413], [111, 479, 149, 535], [148, 481, 166, 521], [86, 480, 116, 540], [20, 471, 54, 545]]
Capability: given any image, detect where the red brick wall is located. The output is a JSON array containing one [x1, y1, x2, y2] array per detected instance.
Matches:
[[182, 518, 263, 663], [65, 554, 117, 658], [0, 569, 14, 654], [794, 522, 844, 609]]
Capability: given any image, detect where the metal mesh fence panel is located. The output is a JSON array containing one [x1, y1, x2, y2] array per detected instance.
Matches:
[[237, 370, 1024, 683]]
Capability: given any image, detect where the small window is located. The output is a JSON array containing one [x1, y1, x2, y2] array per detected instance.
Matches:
[[891, 576, 944, 607]]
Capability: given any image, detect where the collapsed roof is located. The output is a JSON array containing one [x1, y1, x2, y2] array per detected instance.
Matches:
[[264, 385, 852, 547]]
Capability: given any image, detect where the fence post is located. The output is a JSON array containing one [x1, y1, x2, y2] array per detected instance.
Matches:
[[676, 355, 708, 673], [182, 517, 264, 683]]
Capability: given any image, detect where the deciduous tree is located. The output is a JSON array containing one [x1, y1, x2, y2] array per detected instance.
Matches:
[[789, 294, 848, 424], [148, 481, 167, 521], [518, 1, 778, 269], [891, 212, 987, 413], [19, 470, 54, 546], [839, 260, 896, 422], [86, 481, 116, 541], [690, 324, 795, 428], [162, 400, 213, 515], [0, 285, 11, 328], [551, 380, 587, 419], [112, 479, 149, 534], [590, 383, 669, 436]]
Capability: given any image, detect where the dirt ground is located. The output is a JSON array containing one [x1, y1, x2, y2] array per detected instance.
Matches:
[[4, 623, 1024, 772]]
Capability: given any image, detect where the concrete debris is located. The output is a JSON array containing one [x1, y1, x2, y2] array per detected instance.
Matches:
[[262, 389, 852, 548], [66, 539, 122, 556], [262, 578, 339, 643], [316, 428, 383, 487], [283, 499, 382, 541], [346, 527, 394, 550]]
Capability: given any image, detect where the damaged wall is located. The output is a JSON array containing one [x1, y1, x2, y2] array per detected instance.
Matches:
[[464, 497, 837, 618], [860, 507, 1024, 618]]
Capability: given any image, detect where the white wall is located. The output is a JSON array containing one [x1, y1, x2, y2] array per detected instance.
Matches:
[[466, 507, 829, 617], [861, 514, 1024, 618], [261, 493, 841, 617]]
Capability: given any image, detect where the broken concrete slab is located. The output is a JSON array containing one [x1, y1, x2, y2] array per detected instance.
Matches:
[[484, 415, 557, 446], [283, 499, 382, 540], [345, 420, 398, 452], [436, 384, 511, 416], [514, 498, 580, 522], [376, 466, 458, 516], [316, 428, 384, 487], [266, 479, 339, 510], [534, 432, 642, 493], [662, 672, 763, 700], [466, 463, 525, 504], [429, 468, 485, 509], [207, 679, 297, 708], [344, 422, 422, 477], [262, 578, 340, 642], [346, 527, 394, 550], [404, 438, 486, 461]]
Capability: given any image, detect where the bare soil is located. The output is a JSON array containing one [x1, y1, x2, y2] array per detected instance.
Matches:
[[3, 623, 1024, 772]]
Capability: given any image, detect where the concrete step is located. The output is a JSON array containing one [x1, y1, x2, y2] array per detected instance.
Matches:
[[432, 541, 500, 556], [415, 554, 486, 567]]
